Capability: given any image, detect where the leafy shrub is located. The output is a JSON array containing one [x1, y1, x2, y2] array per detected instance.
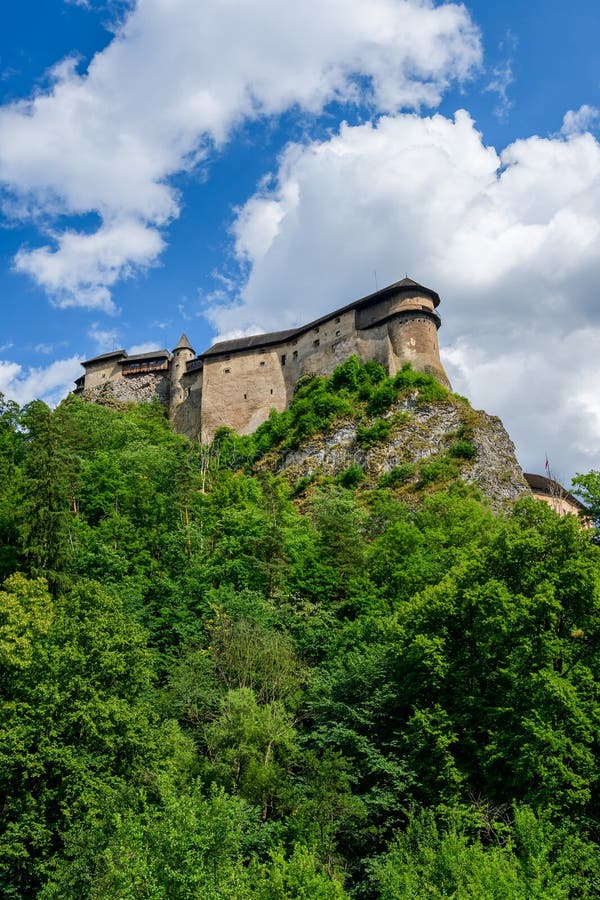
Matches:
[[414, 380, 448, 404], [418, 455, 458, 486], [292, 474, 314, 496], [367, 383, 397, 416], [449, 440, 476, 460], [452, 392, 472, 406], [337, 463, 365, 487], [329, 355, 362, 392], [378, 463, 416, 488], [393, 363, 448, 403], [237, 359, 448, 459], [294, 373, 318, 394], [356, 419, 392, 448], [361, 359, 387, 384]]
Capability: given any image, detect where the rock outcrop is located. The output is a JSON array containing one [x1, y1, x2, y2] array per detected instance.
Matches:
[[81, 373, 170, 406], [257, 393, 528, 510]]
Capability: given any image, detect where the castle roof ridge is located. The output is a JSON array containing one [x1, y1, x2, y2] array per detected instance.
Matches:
[[82, 348, 127, 367], [120, 349, 171, 363], [201, 277, 440, 358]]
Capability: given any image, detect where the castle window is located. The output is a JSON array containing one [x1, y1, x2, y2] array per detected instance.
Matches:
[[313, 339, 320, 347], [270, 388, 273, 395], [335, 317, 340, 323], [281, 354, 286, 366], [224, 368, 231, 374], [260, 361, 265, 367], [335, 330, 341, 336], [244, 393, 247, 399], [293, 350, 298, 359]]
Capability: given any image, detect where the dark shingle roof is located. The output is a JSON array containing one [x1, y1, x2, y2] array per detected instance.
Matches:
[[201, 278, 440, 358], [173, 333, 195, 353], [203, 328, 299, 358], [82, 349, 127, 367], [524, 473, 586, 510]]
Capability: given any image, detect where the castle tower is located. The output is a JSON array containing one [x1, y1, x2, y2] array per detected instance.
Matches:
[[169, 333, 195, 417], [382, 277, 450, 389]]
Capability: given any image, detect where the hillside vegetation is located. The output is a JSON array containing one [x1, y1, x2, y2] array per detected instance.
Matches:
[[0, 362, 599, 898]]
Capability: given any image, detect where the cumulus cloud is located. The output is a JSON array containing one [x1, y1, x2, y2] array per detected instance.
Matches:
[[561, 104, 600, 136], [0, 356, 82, 408], [14, 220, 165, 313], [0, 0, 480, 309], [444, 329, 600, 479], [211, 111, 600, 477]]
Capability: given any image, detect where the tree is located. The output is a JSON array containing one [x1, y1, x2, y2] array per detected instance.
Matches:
[[0, 579, 157, 897], [572, 469, 600, 531], [0, 394, 22, 578], [19, 401, 74, 584]]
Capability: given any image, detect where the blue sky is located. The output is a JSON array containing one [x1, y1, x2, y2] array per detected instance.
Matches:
[[1, 0, 600, 481]]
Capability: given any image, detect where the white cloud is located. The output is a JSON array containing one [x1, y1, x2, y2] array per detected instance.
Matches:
[[128, 341, 163, 355], [14, 219, 165, 312], [0, 0, 480, 309], [88, 322, 121, 352], [34, 342, 68, 354], [443, 330, 600, 478], [0, 356, 83, 407], [484, 59, 513, 121], [484, 31, 517, 122], [212, 111, 600, 478], [561, 104, 600, 136]]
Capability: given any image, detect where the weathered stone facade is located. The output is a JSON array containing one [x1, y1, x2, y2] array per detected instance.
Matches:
[[75, 277, 450, 442]]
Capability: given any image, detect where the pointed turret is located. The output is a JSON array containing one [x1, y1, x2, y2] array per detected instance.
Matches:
[[173, 333, 195, 354], [169, 333, 196, 417]]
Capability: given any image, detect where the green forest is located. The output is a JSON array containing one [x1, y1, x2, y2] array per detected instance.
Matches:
[[1, 359, 600, 898]]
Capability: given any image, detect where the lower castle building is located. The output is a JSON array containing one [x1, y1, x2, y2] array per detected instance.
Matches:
[[74, 277, 451, 442]]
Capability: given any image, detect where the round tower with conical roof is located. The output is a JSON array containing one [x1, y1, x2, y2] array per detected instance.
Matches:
[[169, 333, 195, 418], [382, 277, 450, 388]]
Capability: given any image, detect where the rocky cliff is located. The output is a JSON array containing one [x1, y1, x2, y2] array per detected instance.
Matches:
[[256, 392, 528, 510]]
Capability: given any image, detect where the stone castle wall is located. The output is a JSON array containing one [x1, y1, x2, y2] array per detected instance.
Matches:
[[197, 290, 449, 441], [82, 371, 170, 405], [76, 282, 450, 443]]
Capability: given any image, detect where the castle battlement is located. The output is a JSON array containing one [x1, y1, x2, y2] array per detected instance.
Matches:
[[74, 277, 450, 442]]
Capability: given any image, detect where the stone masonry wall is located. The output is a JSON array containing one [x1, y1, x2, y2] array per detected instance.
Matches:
[[78, 287, 450, 444], [198, 289, 448, 441], [83, 371, 170, 405]]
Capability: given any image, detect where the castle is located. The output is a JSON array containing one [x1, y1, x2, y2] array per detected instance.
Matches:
[[74, 277, 450, 442]]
